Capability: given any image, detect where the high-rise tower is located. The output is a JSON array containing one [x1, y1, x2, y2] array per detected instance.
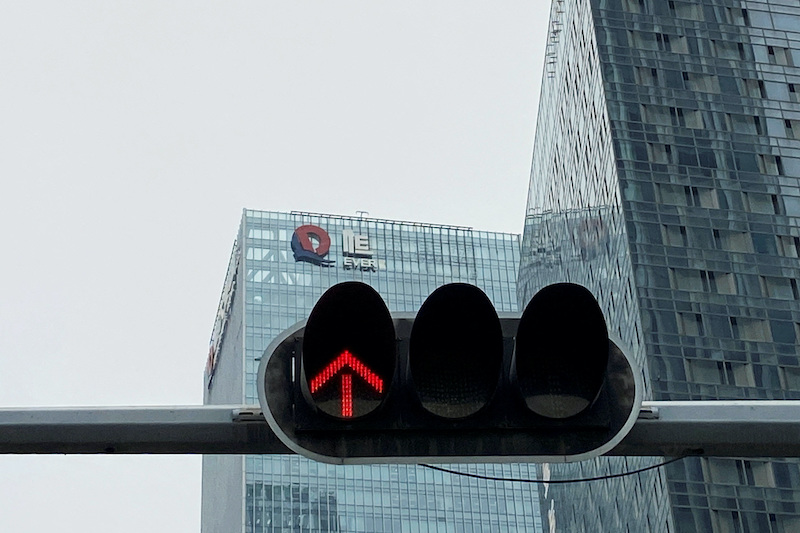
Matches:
[[202, 210, 542, 532], [520, 0, 800, 531]]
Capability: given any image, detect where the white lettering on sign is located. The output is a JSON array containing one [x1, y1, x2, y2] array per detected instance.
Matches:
[[343, 257, 382, 271], [341, 229, 383, 271], [342, 229, 374, 257]]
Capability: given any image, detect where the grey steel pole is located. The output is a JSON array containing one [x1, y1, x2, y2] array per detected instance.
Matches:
[[2, 401, 800, 458]]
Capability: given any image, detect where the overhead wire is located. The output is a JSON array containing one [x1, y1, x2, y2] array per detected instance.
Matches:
[[420, 455, 689, 484]]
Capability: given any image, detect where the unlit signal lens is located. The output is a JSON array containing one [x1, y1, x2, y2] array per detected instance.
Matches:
[[515, 283, 609, 419]]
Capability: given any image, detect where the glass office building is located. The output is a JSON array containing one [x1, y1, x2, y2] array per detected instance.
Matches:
[[202, 210, 542, 533], [520, 0, 800, 531]]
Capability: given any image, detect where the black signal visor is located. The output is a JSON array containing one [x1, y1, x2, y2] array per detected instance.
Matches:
[[303, 282, 395, 419], [515, 283, 609, 419], [410, 283, 503, 419]]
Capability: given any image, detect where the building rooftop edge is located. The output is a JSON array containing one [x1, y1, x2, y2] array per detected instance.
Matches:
[[241, 208, 520, 237]]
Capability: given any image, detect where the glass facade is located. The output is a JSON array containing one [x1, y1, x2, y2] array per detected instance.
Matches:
[[521, 0, 800, 532], [202, 210, 542, 532]]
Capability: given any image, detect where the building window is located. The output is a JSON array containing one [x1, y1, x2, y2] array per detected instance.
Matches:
[[712, 40, 744, 60], [743, 192, 778, 214], [649, 143, 674, 164], [670, 268, 703, 291], [789, 83, 799, 103], [777, 235, 800, 258], [758, 154, 784, 175], [731, 363, 756, 387], [621, 0, 645, 13], [687, 360, 754, 387], [780, 365, 800, 390], [713, 230, 753, 253], [727, 114, 763, 135], [663, 225, 689, 247], [767, 45, 793, 66], [734, 151, 759, 172], [738, 78, 766, 98], [672, 107, 703, 128], [685, 72, 720, 93], [688, 186, 719, 207], [671, 1, 703, 20], [678, 312, 705, 336], [713, 272, 737, 295], [667, 35, 689, 54], [706, 459, 775, 487], [771, 321, 798, 345], [656, 183, 686, 204], [642, 104, 672, 126], [687, 359, 723, 385], [635, 67, 659, 86], [760, 276, 797, 300], [730, 317, 771, 342], [785, 119, 798, 139], [727, 8, 750, 26]]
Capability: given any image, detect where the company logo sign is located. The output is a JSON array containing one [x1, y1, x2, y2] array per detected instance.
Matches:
[[291, 225, 334, 267], [291, 225, 385, 271], [342, 229, 384, 271]]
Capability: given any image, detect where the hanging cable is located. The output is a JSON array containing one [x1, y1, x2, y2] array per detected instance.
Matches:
[[420, 455, 688, 484]]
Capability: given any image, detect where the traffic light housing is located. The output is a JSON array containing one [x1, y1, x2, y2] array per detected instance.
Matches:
[[301, 282, 395, 419], [258, 281, 642, 464]]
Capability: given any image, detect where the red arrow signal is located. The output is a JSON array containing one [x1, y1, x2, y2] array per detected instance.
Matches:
[[309, 350, 384, 418]]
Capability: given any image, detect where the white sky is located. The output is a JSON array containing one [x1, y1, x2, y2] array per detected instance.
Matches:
[[0, 2, 548, 531]]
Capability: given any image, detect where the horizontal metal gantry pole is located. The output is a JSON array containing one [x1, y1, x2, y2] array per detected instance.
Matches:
[[615, 400, 800, 458], [0, 405, 291, 455], [1, 401, 799, 458]]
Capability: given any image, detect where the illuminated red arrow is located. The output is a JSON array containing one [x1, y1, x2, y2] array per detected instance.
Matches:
[[309, 350, 384, 418]]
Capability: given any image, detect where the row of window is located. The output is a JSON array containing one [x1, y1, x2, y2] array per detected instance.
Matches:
[[621, 141, 800, 179], [638, 106, 800, 139], [646, 308, 798, 343], [673, 507, 800, 533], [653, 182, 800, 216], [245, 459, 537, 483], [611, 0, 800, 36], [244, 510, 534, 533], [669, 269, 799, 298], [608, 56, 800, 98], [654, 354, 800, 391], [616, 30, 798, 67], [624, 169, 799, 197], [629, 222, 800, 257], [247, 490, 535, 515], [627, 136, 795, 172], [246, 246, 518, 274], [245, 226, 518, 247], [684, 358, 800, 388], [671, 461, 800, 496], [244, 241, 519, 265]]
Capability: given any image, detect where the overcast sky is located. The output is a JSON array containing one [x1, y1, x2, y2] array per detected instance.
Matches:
[[0, 2, 548, 531]]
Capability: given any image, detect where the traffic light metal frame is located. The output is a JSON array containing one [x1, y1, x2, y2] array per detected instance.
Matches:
[[258, 313, 643, 465]]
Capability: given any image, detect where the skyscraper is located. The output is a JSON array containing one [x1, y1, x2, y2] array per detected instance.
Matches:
[[520, 0, 800, 531], [202, 210, 542, 532]]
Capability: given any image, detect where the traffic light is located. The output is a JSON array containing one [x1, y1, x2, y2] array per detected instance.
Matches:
[[301, 282, 395, 419], [258, 281, 642, 464]]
